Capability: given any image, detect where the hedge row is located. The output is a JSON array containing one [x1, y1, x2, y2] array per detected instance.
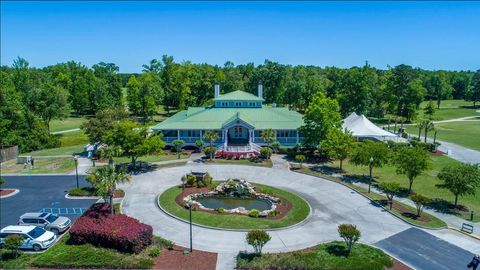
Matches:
[[70, 203, 153, 254]]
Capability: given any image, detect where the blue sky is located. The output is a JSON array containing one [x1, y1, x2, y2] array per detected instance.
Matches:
[[2, 1, 479, 73]]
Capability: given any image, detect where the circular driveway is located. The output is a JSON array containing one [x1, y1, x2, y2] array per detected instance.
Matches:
[[120, 164, 410, 253]]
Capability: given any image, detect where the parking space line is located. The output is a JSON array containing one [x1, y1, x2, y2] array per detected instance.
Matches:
[[40, 207, 86, 215]]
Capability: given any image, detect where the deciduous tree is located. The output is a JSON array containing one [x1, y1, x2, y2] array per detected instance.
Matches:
[[321, 129, 355, 170], [337, 224, 361, 256], [392, 146, 431, 194], [437, 164, 480, 207], [246, 230, 271, 255], [300, 91, 342, 146]]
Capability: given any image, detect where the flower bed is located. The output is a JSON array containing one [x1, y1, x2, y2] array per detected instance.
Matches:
[[70, 203, 153, 253]]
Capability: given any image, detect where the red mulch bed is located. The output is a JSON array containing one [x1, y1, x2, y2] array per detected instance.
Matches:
[[379, 200, 430, 222], [153, 245, 217, 270], [0, 189, 16, 196], [388, 257, 412, 270], [113, 189, 125, 198], [174, 186, 292, 219], [429, 150, 445, 156]]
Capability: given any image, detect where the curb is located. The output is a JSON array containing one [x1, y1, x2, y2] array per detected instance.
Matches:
[[447, 226, 480, 241], [0, 189, 20, 199], [292, 169, 447, 230], [155, 186, 313, 232], [65, 194, 101, 200]]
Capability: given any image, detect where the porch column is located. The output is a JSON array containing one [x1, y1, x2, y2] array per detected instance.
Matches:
[[177, 130, 180, 140], [200, 130, 203, 141], [296, 130, 299, 144], [223, 129, 228, 147], [249, 129, 254, 143]]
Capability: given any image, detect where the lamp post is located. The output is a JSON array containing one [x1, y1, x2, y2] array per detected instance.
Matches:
[[74, 155, 79, 189], [368, 157, 373, 193], [188, 201, 193, 253]]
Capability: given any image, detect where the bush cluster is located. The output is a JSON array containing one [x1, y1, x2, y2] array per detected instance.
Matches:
[[181, 172, 213, 188], [69, 203, 153, 254], [409, 140, 439, 152], [152, 236, 174, 250], [260, 147, 272, 159], [249, 209, 260, 217]]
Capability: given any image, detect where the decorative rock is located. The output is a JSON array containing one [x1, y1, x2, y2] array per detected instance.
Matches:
[[182, 179, 280, 217]]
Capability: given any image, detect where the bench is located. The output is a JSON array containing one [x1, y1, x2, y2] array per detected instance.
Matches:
[[461, 223, 474, 234]]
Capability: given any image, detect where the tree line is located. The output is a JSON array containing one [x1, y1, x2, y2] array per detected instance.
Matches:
[[1, 56, 479, 152]]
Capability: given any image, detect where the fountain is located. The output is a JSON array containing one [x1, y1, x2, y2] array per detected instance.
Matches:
[[183, 179, 280, 217]]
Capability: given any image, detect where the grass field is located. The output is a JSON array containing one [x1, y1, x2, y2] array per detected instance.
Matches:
[[49, 117, 88, 133], [329, 155, 479, 222], [419, 99, 477, 109], [113, 153, 188, 164], [159, 182, 310, 229], [22, 131, 89, 157], [1, 157, 75, 174], [405, 121, 480, 151], [237, 241, 393, 270]]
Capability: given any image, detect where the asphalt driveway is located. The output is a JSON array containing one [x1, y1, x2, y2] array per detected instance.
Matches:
[[375, 227, 475, 270], [1, 175, 97, 229]]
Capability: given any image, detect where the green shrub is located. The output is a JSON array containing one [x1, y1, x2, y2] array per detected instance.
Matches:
[[246, 230, 271, 255], [216, 207, 225, 213], [69, 187, 96, 197], [248, 209, 260, 218], [4, 235, 23, 258], [260, 147, 272, 159], [268, 210, 278, 217], [204, 146, 216, 159], [147, 246, 161, 258], [338, 224, 361, 256], [152, 236, 174, 250]]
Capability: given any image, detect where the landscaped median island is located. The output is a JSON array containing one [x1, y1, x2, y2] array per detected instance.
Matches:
[[159, 173, 310, 229], [293, 165, 447, 229], [236, 241, 394, 270]]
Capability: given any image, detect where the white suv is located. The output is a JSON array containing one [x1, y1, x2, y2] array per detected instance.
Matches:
[[0, 225, 56, 251]]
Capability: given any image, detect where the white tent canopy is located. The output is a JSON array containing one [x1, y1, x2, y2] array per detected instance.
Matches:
[[342, 113, 403, 141]]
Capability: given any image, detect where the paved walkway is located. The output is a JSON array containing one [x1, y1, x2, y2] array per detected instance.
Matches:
[[50, 128, 81, 134], [120, 164, 479, 269]]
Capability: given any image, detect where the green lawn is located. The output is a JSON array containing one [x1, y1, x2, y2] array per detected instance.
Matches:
[[237, 241, 393, 270], [405, 121, 480, 151], [420, 99, 476, 109], [113, 153, 188, 164], [206, 158, 273, 168], [329, 155, 479, 222], [1, 157, 75, 174], [296, 166, 446, 228], [0, 235, 153, 269], [23, 131, 89, 156], [49, 117, 88, 133], [159, 183, 310, 229]]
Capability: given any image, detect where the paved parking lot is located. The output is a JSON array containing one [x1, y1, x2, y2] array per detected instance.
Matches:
[[1, 175, 97, 229], [375, 227, 475, 270]]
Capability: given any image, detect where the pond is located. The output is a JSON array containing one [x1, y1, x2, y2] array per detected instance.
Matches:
[[195, 196, 273, 211]]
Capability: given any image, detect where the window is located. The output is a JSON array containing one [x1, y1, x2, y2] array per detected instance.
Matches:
[[22, 218, 38, 224], [27, 227, 46, 239]]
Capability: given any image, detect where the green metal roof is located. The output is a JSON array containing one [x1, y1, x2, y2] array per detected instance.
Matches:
[[213, 90, 264, 101], [151, 106, 303, 130]]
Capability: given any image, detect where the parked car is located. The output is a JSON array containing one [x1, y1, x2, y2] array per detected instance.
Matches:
[[18, 212, 71, 234], [0, 225, 56, 251]]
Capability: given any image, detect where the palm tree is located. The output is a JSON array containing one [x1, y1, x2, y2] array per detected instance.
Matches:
[[203, 130, 219, 160], [416, 121, 425, 140], [261, 129, 276, 147], [99, 145, 122, 167], [87, 166, 131, 214], [424, 121, 435, 143]]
